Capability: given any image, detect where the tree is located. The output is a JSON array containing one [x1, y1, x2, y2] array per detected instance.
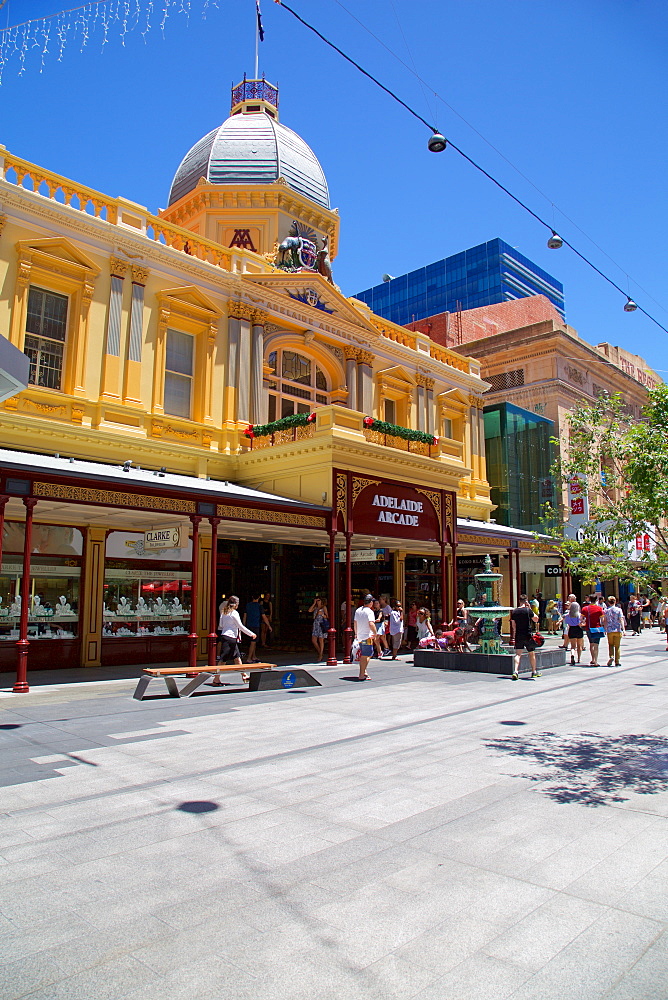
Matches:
[[542, 384, 668, 589]]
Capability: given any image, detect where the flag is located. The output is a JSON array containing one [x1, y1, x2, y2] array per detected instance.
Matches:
[[256, 0, 265, 41]]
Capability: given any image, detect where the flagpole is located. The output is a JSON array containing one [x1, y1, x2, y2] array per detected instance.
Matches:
[[254, 5, 259, 78]]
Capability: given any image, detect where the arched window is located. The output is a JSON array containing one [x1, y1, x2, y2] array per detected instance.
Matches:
[[266, 349, 330, 422]]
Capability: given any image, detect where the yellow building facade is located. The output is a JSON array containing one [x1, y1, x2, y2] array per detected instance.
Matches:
[[0, 79, 537, 681]]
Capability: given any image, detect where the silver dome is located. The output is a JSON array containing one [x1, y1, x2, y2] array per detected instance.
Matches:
[[168, 113, 330, 209]]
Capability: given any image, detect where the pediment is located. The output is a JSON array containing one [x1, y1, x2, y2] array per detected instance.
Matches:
[[242, 271, 379, 334], [16, 237, 100, 274], [156, 285, 221, 317], [377, 365, 416, 387]]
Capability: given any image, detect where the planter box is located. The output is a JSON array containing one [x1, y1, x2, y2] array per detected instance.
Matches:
[[413, 647, 568, 675]]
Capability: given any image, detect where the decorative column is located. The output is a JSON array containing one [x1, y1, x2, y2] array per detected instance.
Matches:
[[188, 516, 202, 672], [440, 541, 449, 629], [343, 530, 353, 662], [327, 527, 338, 665], [343, 346, 359, 411], [207, 517, 221, 666], [123, 265, 148, 405], [357, 351, 374, 415], [415, 375, 427, 432], [425, 378, 435, 436], [14, 498, 37, 694], [0, 495, 8, 573], [8, 254, 31, 348], [81, 527, 107, 667], [450, 540, 458, 622], [249, 309, 268, 425], [224, 308, 240, 424], [515, 548, 522, 603], [507, 547, 515, 608], [100, 257, 127, 400], [227, 302, 253, 425]]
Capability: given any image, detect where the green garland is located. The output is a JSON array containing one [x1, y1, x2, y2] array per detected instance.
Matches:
[[364, 417, 437, 446], [245, 412, 314, 438]]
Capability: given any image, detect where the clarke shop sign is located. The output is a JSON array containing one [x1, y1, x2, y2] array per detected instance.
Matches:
[[353, 482, 440, 542], [143, 526, 186, 551]]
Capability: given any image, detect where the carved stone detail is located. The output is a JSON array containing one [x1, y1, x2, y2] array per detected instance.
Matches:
[[228, 300, 255, 321], [216, 504, 325, 529], [342, 345, 360, 361], [0, 214, 6, 237], [357, 351, 374, 367], [33, 481, 197, 513], [16, 258, 32, 288], [351, 476, 381, 506], [415, 487, 441, 521], [250, 308, 268, 326], [109, 256, 129, 278], [131, 265, 149, 286]]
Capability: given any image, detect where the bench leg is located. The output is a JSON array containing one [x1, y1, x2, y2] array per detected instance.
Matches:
[[179, 672, 213, 697], [164, 676, 181, 698], [133, 675, 152, 700]]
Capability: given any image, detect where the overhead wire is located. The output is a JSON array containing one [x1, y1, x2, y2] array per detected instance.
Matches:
[[331, 0, 668, 320], [274, 0, 668, 338]]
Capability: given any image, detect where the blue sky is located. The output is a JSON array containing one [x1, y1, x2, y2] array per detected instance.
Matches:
[[2, 0, 667, 377]]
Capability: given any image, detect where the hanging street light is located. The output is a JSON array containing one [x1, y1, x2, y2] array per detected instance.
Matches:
[[547, 230, 563, 249]]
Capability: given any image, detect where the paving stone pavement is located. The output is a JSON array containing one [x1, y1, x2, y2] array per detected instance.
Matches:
[[1, 631, 667, 999]]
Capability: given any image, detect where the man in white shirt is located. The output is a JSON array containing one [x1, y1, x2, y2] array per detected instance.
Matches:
[[354, 594, 377, 681]]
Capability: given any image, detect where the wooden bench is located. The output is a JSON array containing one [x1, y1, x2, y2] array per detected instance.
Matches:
[[133, 663, 275, 700]]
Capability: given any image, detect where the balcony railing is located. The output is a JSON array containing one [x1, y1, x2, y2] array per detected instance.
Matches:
[[362, 427, 434, 456], [242, 406, 459, 462], [0, 148, 269, 275], [248, 422, 316, 450]]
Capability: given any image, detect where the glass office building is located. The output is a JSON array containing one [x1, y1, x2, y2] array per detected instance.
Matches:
[[353, 238, 565, 326], [483, 402, 556, 533]]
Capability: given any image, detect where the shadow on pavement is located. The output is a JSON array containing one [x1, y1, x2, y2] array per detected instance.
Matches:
[[485, 731, 668, 806]]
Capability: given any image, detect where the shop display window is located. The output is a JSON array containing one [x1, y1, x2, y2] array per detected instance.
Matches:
[[0, 523, 82, 641], [103, 569, 192, 638]]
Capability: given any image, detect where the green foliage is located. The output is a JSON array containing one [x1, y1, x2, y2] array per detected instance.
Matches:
[[246, 412, 313, 438], [364, 418, 437, 446], [543, 385, 668, 587]]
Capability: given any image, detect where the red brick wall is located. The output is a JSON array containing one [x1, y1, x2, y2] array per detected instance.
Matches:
[[405, 295, 563, 349]]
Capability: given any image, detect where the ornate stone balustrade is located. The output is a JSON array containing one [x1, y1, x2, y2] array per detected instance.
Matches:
[[248, 423, 317, 450], [362, 427, 433, 456], [0, 149, 242, 272]]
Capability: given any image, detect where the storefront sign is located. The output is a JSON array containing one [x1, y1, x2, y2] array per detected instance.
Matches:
[[334, 548, 388, 564], [353, 482, 441, 542], [545, 565, 562, 576], [457, 555, 499, 569], [144, 526, 187, 551]]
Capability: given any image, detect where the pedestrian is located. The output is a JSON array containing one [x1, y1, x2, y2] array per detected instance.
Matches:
[[510, 595, 540, 681], [215, 595, 256, 683], [640, 594, 652, 630], [559, 593, 579, 648], [378, 596, 392, 656], [657, 595, 668, 632], [308, 596, 329, 661], [662, 600, 668, 651], [353, 594, 376, 681], [416, 607, 434, 643], [627, 595, 642, 635], [406, 600, 419, 650], [563, 601, 584, 664], [603, 596, 625, 666], [581, 593, 606, 666], [261, 592, 273, 647], [545, 599, 562, 634], [453, 598, 469, 628], [388, 599, 404, 659], [244, 594, 271, 663]]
